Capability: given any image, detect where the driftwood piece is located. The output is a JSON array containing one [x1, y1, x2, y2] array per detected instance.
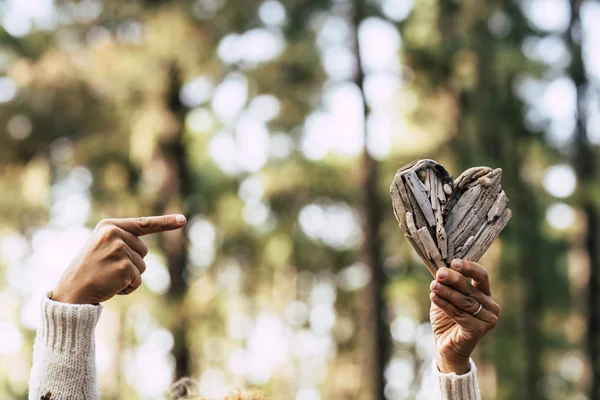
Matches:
[[445, 169, 503, 258], [390, 180, 407, 228], [430, 172, 438, 210], [406, 213, 423, 249], [405, 177, 429, 229], [464, 209, 512, 261], [434, 203, 448, 260], [454, 166, 493, 190], [416, 227, 446, 270], [487, 190, 507, 221], [405, 212, 436, 271], [395, 176, 413, 213], [455, 220, 488, 259], [404, 234, 437, 277], [389, 159, 511, 276], [445, 170, 502, 235], [437, 180, 446, 205], [407, 171, 437, 227]]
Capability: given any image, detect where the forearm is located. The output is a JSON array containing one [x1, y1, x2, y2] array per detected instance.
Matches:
[[433, 359, 481, 400], [29, 296, 102, 400]]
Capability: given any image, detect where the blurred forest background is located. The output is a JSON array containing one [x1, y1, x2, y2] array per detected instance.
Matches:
[[0, 0, 599, 399]]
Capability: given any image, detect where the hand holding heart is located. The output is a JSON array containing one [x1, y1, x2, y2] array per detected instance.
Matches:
[[52, 215, 187, 305], [390, 160, 506, 375], [430, 259, 501, 374]]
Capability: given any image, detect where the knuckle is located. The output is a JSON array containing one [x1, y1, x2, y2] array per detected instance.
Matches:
[[452, 307, 465, 319], [99, 224, 119, 239], [96, 219, 111, 229], [441, 286, 452, 298], [489, 315, 498, 329], [462, 297, 475, 309], [440, 286, 454, 301], [465, 283, 473, 296], [135, 217, 149, 228], [117, 260, 132, 277], [123, 286, 135, 294], [434, 283, 446, 295], [113, 239, 127, 253]]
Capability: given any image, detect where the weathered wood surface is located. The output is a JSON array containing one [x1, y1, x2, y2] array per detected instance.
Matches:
[[416, 227, 446, 270], [407, 171, 437, 227], [390, 179, 407, 228], [464, 208, 512, 261], [389, 159, 511, 276], [404, 234, 437, 277], [404, 177, 429, 229]]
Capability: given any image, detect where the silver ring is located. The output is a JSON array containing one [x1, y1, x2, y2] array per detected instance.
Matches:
[[472, 303, 483, 316]]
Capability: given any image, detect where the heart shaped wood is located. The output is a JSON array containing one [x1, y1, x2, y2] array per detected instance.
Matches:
[[389, 159, 512, 277]]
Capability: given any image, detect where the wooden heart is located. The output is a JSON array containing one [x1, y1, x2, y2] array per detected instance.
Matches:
[[389, 159, 512, 277]]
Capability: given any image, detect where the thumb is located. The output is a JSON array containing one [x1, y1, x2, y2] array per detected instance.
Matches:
[[109, 214, 187, 236]]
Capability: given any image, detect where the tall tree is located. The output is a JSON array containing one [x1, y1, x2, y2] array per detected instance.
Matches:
[[349, 1, 390, 398], [568, 1, 600, 398], [154, 62, 193, 379], [454, 10, 548, 399]]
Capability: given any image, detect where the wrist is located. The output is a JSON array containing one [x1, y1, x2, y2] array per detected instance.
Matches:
[[50, 288, 89, 305], [436, 354, 470, 375]]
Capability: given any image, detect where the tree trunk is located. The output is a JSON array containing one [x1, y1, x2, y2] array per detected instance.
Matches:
[[457, 16, 545, 399], [154, 62, 192, 380], [351, 1, 389, 399], [568, 1, 600, 397]]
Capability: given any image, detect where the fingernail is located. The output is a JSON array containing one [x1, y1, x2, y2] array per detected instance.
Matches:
[[176, 214, 186, 224], [452, 259, 462, 269], [433, 282, 440, 290], [438, 269, 448, 279]]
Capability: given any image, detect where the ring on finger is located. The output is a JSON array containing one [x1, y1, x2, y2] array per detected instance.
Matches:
[[472, 303, 483, 316]]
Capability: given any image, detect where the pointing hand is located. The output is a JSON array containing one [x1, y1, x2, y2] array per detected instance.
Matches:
[[51, 215, 186, 305]]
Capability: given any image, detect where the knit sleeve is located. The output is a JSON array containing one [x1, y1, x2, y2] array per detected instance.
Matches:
[[28, 296, 103, 400], [432, 359, 481, 400]]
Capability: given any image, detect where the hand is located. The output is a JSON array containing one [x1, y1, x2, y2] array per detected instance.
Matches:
[[52, 215, 187, 305], [429, 259, 500, 374]]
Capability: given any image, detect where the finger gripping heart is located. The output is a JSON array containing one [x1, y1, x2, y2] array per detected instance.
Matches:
[[389, 159, 512, 276]]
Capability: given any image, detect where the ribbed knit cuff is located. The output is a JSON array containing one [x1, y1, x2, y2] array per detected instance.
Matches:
[[28, 296, 103, 400], [37, 296, 103, 357], [433, 359, 481, 400]]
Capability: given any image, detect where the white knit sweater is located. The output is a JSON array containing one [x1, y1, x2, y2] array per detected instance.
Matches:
[[29, 297, 481, 399]]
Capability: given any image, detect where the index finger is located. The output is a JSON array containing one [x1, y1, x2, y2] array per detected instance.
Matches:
[[451, 259, 491, 296], [108, 214, 187, 236]]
